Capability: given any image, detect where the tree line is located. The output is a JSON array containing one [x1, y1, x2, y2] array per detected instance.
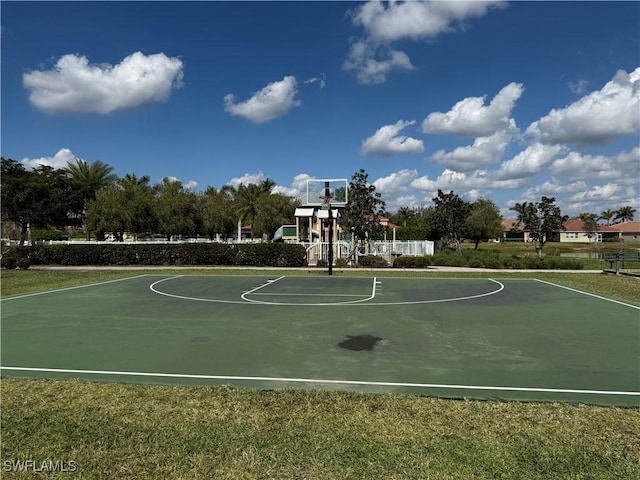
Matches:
[[1, 158, 297, 245], [1, 159, 636, 255]]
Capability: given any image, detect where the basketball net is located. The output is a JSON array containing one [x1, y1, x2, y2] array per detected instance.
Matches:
[[319, 195, 332, 210]]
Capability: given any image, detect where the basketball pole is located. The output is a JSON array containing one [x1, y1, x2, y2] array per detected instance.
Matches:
[[325, 182, 333, 276]]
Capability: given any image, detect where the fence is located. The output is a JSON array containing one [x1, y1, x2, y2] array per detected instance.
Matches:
[[302, 240, 434, 266]]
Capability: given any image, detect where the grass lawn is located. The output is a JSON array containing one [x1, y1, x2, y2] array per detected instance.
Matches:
[[1, 268, 639, 479]]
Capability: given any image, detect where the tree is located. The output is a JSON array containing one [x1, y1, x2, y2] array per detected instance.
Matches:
[[155, 178, 198, 240], [510, 201, 530, 224], [341, 169, 386, 255], [391, 206, 416, 227], [253, 193, 299, 240], [85, 174, 156, 241], [579, 212, 599, 242], [1, 159, 80, 244], [614, 206, 636, 223], [511, 196, 567, 257], [199, 186, 236, 240], [65, 158, 117, 238], [430, 190, 470, 252], [232, 179, 276, 238], [599, 209, 616, 226], [464, 198, 504, 249]]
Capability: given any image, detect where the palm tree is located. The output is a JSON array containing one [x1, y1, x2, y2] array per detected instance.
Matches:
[[394, 206, 415, 227], [232, 179, 276, 239], [614, 206, 636, 224], [65, 158, 117, 196], [510, 201, 530, 225], [599, 209, 616, 226], [65, 158, 117, 238]]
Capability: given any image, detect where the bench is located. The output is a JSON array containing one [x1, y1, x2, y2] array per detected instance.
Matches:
[[602, 252, 640, 271]]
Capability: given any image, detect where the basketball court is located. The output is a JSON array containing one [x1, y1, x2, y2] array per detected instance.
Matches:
[[2, 274, 638, 406]]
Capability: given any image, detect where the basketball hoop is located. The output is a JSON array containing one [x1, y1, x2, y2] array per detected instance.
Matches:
[[319, 195, 332, 209]]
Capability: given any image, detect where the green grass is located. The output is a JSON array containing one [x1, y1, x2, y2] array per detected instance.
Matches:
[[2, 268, 639, 478], [2, 379, 639, 480]]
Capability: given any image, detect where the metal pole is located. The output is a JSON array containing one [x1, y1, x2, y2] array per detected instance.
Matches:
[[325, 181, 333, 276]]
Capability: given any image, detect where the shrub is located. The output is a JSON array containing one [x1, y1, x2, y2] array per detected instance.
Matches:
[[16, 257, 32, 270], [1, 256, 17, 270], [393, 256, 432, 268], [335, 258, 348, 268], [20, 243, 306, 268], [358, 255, 389, 268]]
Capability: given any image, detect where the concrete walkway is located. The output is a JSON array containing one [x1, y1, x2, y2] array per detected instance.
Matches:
[[28, 264, 605, 274]]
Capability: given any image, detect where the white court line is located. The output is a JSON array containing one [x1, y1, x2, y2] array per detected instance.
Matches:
[[240, 276, 286, 302], [240, 277, 378, 306], [150, 276, 255, 304], [149, 276, 504, 306], [249, 293, 369, 297], [1, 275, 149, 301], [534, 279, 640, 310], [1, 366, 638, 397]]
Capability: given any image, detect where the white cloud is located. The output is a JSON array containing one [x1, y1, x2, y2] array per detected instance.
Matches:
[[526, 67, 640, 145], [410, 169, 526, 200], [224, 76, 301, 123], [431, 123, 517, 171], [304, 74, 326, 89], [272, 173, 314, 199], [344, 0, 504, 84], [495, 143, 567, 180], [343, 41, 414, 85], [550, 147, 640, 183], [226, 172, 268, 188], [350, 0, 503, 42], [23, 52, 184, 114], [20, 148, 76, 170], [166, 176, 198, 191], [569, 183, 621, 202], [361, 120, 424, 156], [372, 168, 418, 193], [422, 82, 524, 136], [523, 180, 589, 197], [568, 79, 588, 95]]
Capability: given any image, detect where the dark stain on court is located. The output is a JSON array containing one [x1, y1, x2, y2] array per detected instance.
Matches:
[[338, 334, 383, 351]]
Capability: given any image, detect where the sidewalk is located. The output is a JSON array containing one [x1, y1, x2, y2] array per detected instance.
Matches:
[[27, 264, 604, 274]]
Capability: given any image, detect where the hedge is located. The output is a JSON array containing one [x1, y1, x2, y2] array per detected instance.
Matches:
[[2, 243, 306, 268], [392, 256, 432, 268]]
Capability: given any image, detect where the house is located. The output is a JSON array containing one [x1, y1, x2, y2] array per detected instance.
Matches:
[[556, 219, 621, 243], [501, 218, 530, 242], [554, 219, 640, 243], [609, 221, 640, 242]]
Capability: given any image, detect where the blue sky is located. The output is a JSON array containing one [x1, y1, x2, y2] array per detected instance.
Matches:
[[2, 1, 639, 217]]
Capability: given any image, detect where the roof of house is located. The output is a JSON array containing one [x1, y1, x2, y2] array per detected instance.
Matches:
[[499, 218, 640, 234], [609, 221, 640, 233], [562, 219, 628, 233], [501, 218, 522, 231]]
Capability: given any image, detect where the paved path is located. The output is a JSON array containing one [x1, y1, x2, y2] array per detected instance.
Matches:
[[29, 265, 604, 274]]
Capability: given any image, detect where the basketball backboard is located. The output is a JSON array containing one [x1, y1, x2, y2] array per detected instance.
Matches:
[[305, 178, 348, 206]]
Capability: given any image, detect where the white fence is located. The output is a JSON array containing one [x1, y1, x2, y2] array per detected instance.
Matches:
[[302, 240, 434, 266], [369, 240, 434, 257]]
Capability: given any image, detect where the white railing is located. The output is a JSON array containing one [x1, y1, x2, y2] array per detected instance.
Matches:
[[369, 240, 434, 257], [301, 241, 352, 265], [301, 240, 434, 265]]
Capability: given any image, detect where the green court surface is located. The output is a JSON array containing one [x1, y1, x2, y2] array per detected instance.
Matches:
[[1, 274, 639, 406]]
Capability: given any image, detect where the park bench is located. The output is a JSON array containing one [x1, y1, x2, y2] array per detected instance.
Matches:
[[602, 252, 640, 273]]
